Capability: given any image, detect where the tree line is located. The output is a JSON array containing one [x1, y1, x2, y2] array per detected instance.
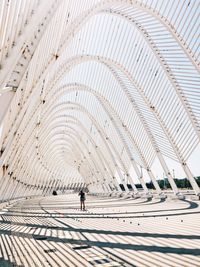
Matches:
[[120, 176, 200, 191]]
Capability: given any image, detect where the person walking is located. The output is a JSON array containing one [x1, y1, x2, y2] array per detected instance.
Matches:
[[78, 190, 86, 210]]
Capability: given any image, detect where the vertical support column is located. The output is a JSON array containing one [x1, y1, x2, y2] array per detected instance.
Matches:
[[112, 176, 122, 192], [3, 179, 15, 201], [131, 161, 148, 194], [182, 163, 200, 195], [1, 176, 12, 201], [157, 152, 179, 195], [8, 180, 18, 200], [126, 174, 138, 193], [147, 168, 162, 194], [103, 182, 111, 193], [116, 166, 129, 193]]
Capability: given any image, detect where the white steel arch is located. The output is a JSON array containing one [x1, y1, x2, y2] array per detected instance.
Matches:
[[0, 0, 199, 201]]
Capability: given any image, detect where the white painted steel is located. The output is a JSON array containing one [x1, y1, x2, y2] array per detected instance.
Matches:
[[0, 0, 199, 200]]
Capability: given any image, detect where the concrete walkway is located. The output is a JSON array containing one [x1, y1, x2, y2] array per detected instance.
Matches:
[[0, 194, 200, 267]]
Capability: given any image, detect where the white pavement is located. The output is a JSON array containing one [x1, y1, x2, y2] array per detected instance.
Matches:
[[0, 194, 200, 267]]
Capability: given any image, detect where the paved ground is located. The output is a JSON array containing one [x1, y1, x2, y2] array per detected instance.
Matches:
[[0, 194, 200, 267]]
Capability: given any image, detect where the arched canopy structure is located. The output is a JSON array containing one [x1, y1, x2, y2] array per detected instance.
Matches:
[[0, 0, 199, 200]]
